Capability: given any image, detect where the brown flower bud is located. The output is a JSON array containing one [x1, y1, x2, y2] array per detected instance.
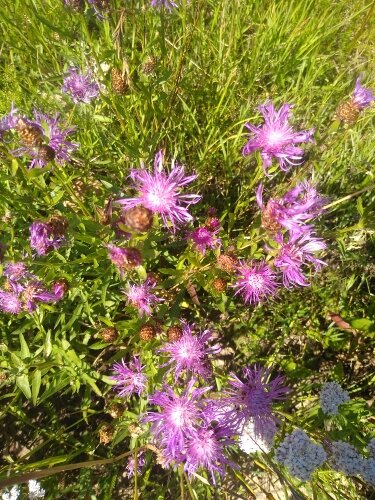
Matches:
[[336, 99, 360, 124], [167, 325, 183, 342], [212, 277, 227, 293], [139, 324, 156, 341], [122, 205, 154, 232], [99, 423, 114, 444], [107, 402, 125, 419], [217, 254, 237, 273], [100, 327, 118, 343], [142, 56, 158, 75], [37, 145, 56, 163], [111, 68, 128, 95], [48, 215, 68, 237], [16, 118, 43, 147]]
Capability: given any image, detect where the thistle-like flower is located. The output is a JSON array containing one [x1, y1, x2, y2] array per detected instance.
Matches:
[[352, 76, 374, 109], [256, 181, 326, 237], [158, 323, 220, 380], [62, 67, 99, 104], [21, 280, 61, 312], [189, 226, 221, 255], [117, 150, 201, 231], [125, 280, 160, 316], [144, 380, 210, 463], [274, 232, 326, 288], [107, 244, 142, 275], [13, 112, 78, 168], [232, 260, 278, 305], [112, 356, 147, 397], [0, 291, 23, 314], [218, 365, 289, 436], [29, 221, 65, 256], [125, 452, 146, 478], [242, 102, 314, 175]]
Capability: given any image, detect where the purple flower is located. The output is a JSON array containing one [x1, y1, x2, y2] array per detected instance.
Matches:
[[232, 260, 278, 305], [352, 76, 374, 109], [106, 244, 142, 276], [124, 280, 160, 317], [29, 221, 64, 256], [274, 232, 327, 288], [62, 67, 99, 104], [184, 422, 235, 481], [87, 0, 110, 18], [21, 280, 61, 312], [13, 112, 78, 168], [144, 380, 210, 462], [3, 262, 29, 282], [189, 226, 221, 255], [125, 452, 146, 478], [218, 365, 289, 436], [0, 291, 23, 314], [151, 0, 178, 11], [158, 323, 220, 380], [0, 103, 19, 139], [256, 181, 326, 237], [112, 356, 147, 397], [242, 102, 314, 175], [117, 150, 201, 231]]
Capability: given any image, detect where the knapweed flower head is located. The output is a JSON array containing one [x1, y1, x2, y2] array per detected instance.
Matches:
[[256, 181, 326, 237], [320, 381, 350, 416], [158, 322, 220, 381], [352, 75, 374, 109], [189, 225, 221, 256], [238, 418, 277, 454], [29, 221, 65, 256], [117, 150, 201, 231], [219, 365, 289, 435], [13, 112, 78, 168], [242, 102, 314, 175], [3, 262, 29, 283], [232, 260, 278, 305], [62, 67, 99, 104], [125, 279, 160, 317], [107, 244, 142, 276], [183, 419, 235, 481], [144, 380, 210, 463], [112, 356, 147, 397], [330, 441, 363, 476], [21, 280, 62, 312], [151, 0, 178, 12], [125, 452, 146, 478], [0, 290, 23, 314], [275, 429, 327, 481], [274, 232, 326, 288]]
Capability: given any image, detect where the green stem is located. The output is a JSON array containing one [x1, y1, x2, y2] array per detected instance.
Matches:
[[179, 464, 185, 499], [323, 185, 374, 210]]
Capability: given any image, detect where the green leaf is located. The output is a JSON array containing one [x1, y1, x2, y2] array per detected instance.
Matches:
[[19, 333, 30, 360], [16, 373, 31, 399], [350, 318, 374, 331], [31, 369, 42, 405]]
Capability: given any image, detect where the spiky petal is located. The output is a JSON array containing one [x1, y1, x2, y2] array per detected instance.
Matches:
[[242, 102, 314, 175], [112, 356, 147, 397], [352, 76, 374, 109], [117, 150, 201, 231], [189, 226, 221, 255], [62, 67, 100, 104], [232, 260, 278, 305], [124, 280, 160, 317]]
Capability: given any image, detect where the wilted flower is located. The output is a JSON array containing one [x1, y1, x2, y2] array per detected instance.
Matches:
[[218, 365, 289, 436], [232, 260, 278, 305], [13, 112, 78, 168], [274, 232, 327, 288], [125, 280, 160, 316], [352, 76, 374, 109], [159, 323, 220, 380], [256, 181, 326, 237], [117, 150, 201, 231], [29, 221, 65, 255], [125, 452, 146, 478], [320, 381, 350, 416], [151, 0, 178, 12], [275, 429, 327, 481], [189, 226, 221, 255], [107, 244, 142, 275], [144, 380, 210, 463], [62, 67, 99, 104], [242, 102, 314, 175], [112, 356, 147, 397], [238, 418, 277, 454]]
